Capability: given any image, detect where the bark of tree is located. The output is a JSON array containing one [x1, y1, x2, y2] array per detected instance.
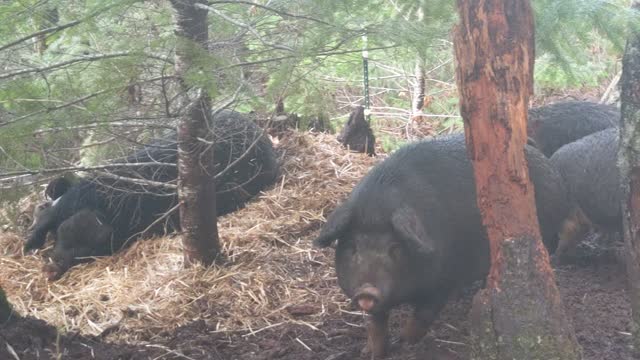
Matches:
[[618, 1, 640, 353], [171, 0, 220, 266], [412, 59, 426, 115], [454, 1, 581, 359], [0, 287, 14, 323], [34, 6, 58, 55]]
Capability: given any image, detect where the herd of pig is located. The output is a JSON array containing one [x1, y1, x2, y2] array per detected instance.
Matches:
[[22, 109, 280, 280], [316, 100, 622, 358], [18, 101, 621, 358]]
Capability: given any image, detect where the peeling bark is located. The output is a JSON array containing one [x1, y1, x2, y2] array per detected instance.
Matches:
[[618, 2, 640, 352], [171, 0, 220, 266], [454, 1, 580, 359]]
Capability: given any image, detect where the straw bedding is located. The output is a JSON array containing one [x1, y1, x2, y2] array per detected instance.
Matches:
[[0, 131, 382, 343]]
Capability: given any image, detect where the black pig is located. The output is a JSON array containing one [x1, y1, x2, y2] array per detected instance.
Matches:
[[25, 110, 279, 278], [337, 106, 375, 156], [550, 127, 620, 257], [527, 100, 618, 157], [43, 208, 113, 281], [314, 134, 571, 358], [44, 176, 76, 200]]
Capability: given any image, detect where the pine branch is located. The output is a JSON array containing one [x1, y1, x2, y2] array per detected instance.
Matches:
[[32, 121, 175, 135], [227, 44, 398, 68], [0, 91, 107, 128], [0, 20, 83, 52], [206, 0, 331, 26], [0, 76, 175, 128], [0, 53, 173, 81], [196, 3, 294, 52], [0, 53, 130, 80]]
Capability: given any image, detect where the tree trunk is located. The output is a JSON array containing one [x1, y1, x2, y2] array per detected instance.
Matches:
[[454, 1, 581, 359], [34, 6, 58, 55], [0, 287, 14, 323], [170, 0, 220, 266], [412, 59, 426, 116], [618, 1, 640, 353]]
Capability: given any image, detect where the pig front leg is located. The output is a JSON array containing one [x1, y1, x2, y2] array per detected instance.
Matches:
[[401, 294, 449, 344], [361, 310, 389, 359], [24, 203, 62, 252]]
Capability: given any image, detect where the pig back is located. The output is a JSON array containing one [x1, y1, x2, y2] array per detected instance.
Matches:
[[343, 133, 568, 287]]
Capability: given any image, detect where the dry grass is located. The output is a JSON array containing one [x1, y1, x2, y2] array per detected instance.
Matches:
[[0, 131, 381, 343]]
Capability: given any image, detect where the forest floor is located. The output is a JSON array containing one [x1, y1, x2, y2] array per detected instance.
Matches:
[[0, 244, 633, 360], [0, 120, 635, 359]]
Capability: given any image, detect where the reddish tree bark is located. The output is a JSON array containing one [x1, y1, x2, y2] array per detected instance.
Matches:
[[618, 1, 640, 352], [170, 0, 220, 266], [454, 1, 580, 358]]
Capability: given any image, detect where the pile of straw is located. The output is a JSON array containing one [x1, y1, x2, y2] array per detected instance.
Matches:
[[0, 131, 382, 342]]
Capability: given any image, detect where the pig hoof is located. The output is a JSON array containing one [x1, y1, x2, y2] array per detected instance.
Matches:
[[360, 343, 387, 359], [401, 320, 426, 344]]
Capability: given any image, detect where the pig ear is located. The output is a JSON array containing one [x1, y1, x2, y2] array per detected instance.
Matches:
[[313, 204, 352, 248], [391, 207, 435, 256]]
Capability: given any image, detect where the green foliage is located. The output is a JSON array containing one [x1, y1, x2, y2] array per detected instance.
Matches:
[[0, 0, 633, 189], [534, 50, 615, 90], [533, 0, 635, 85]]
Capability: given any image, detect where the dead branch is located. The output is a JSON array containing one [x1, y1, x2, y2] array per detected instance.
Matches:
[[93, 170, 177, 190], [121, 202, 181, 248], [0, 162, 176, 178]]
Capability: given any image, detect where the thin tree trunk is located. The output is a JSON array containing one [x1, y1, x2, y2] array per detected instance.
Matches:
[[618, 1, 640, 352], [34, 7, 58, 55], [0, 287, 13, 323], [412, 59, 426, 115], [454, 1, 581, 359], [171, 0, 220, 266]]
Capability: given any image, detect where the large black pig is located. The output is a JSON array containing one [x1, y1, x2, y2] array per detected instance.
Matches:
[[43, 208, 113, 281], [25, 110, 279, 278], [550, 127, 620, 257], [314, 134, 571, 358], [527, 100, 618, 157], [44, 175, 76, 200]]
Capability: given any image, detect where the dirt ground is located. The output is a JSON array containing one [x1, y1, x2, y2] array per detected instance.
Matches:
[[0, 116, 633, 359], [0, 240, 634, 360]]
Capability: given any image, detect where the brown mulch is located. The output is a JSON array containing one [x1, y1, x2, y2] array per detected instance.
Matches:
[[0, 130, 635, 360]]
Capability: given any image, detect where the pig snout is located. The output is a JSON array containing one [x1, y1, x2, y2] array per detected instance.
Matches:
[[43, 262, 65, 281], [43, 253, 73, 281], [354, 284, 382, 312]]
